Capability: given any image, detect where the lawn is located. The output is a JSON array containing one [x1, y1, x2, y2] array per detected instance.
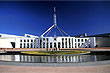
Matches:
[[21, 50, 90, 55]]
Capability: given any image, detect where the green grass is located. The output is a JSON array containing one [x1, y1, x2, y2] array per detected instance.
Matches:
[[21, 50, 90, 55]]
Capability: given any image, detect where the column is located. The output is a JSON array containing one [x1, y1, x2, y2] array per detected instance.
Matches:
[[93, 37, 96, 48], [45, 38, 47, 48], [70, 38, 72, 48], [80, 39, 82, 48], [22, 39, 24, 48], [33, 39, 34, 48], [52, 39, 54, 48], [83, 39, 85, 48], [35, 39, 37, 48], [73, 38, 75, 48], [25, 39, 27, 48], [90, 37, 96, 48], [61, 38, 62, 48], [42, 38, 43, 48], [67, 38, 69, 48], [76, 39, 78, 48], [29, 39, 31, 48], [56, 41, 58, 48], [38, 38, 40, 48]]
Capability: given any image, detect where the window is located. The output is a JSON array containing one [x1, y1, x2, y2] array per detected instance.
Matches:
[[27, 43, 29, 48], [34, 43, 35, 48], [72, 38, 73, 48], [34, 39, 36, 42], [43, 43, 45, 48], [31, 43, 33, 48], [62, 38, 64, 42], [24, 44, 25, 48], [20, 43, 22, 48], [75, 43, 77, 48], [62, 38, 64, 48], [24, 40, 26, 42], [50, 43, 52, 48], [81, 39, 83, 42], [69, 38, 71, 48], [82, 43, 84, 48], [47, 43, 48, 48], [58, 42, 60, 48], [27, 40, 29, 42], [62, 42, 64, 48], [11, 42, 15, 48], [88, 39, 91, 42], [78, 43, 80, 48], [20, 40, 22, 42], [43, 38, 45, 41], [85, 39, 87, 42], [54, 38, 56, 41], [47, 38, 48, 41], [40, 39, 42, 48], [78, 39, 80, 42], [65, 38, 67, 48], [31, 40, 33, 42], [54, 43, 56, 48]]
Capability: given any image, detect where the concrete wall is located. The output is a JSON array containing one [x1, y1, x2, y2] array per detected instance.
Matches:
[[0, 38, 15, 48], [96, 37, 110, 47]]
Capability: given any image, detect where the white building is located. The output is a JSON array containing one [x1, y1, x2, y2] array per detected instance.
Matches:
[[0, 33, 38, 48], [38, 37, 96, 48], [0, 33, 96, 48], [0, 7, 96, 49]]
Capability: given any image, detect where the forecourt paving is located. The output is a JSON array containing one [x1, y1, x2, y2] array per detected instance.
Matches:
[[0, 60, 110, 73]]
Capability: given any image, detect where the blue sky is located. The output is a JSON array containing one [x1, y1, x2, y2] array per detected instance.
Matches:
[[0, 1, 110, 36]]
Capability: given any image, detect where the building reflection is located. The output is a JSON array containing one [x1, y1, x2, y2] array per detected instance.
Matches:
[[19, 55, 98, 63], [0, 54, 109, 63]]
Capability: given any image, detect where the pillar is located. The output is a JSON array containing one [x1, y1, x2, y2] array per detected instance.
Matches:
[[32, 39, 34, 48], [42, 38, 43, 48], [25, 39, 27, 48], [70, 38, 72, 48], [45, 38, 47, 48], [73, 38, 75, 48], [76, 39, 78, 48], [87, 40, 89, 48], [56, 41, 58, 48], [61, 38, 62, 48], [52, 38, 54, 48], [90, 37, 96, 48], [38, 38, 40, 48], [67, 38, 69, 48]]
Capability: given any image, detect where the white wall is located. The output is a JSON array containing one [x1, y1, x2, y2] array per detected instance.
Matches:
[[0, 38, 15, 48]]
